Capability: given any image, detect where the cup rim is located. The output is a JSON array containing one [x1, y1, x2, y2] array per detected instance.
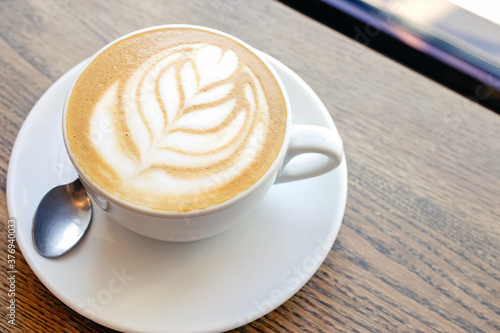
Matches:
[[62, 24, 292, 218]]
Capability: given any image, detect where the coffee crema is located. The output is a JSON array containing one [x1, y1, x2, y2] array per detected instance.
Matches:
[[66, 28, 287, 212]]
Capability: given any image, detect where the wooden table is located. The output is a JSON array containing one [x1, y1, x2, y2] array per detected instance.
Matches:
[[1, 0, 499, 332]]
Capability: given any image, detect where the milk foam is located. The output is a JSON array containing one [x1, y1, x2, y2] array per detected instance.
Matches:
[[67, 28, 287, 211], [89, 43, 270, 195]]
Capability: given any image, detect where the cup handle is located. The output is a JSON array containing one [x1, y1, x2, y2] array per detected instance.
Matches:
[[275, 124, 344, 184]]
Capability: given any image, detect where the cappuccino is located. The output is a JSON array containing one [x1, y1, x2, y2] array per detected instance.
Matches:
[[66, 27, 287, 211]]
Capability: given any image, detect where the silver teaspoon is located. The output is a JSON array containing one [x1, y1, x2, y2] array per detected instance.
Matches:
[[32, 178, 93, 258]]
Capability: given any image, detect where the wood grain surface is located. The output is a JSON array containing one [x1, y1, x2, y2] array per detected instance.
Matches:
[[1, 0, 499, 332]]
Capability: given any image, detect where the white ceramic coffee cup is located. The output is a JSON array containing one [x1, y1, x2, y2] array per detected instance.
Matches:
[[63, 25, 344, 241]]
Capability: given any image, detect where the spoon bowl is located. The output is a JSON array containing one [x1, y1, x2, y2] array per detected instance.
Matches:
[[33, 178, 92, 258]]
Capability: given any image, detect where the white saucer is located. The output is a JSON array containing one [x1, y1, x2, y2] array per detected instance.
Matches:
[[7, 54, 348, 333]]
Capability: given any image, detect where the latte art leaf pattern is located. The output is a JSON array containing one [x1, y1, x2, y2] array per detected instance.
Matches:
[[90, 43, 270, 191], [67, 28, 287, 211]]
